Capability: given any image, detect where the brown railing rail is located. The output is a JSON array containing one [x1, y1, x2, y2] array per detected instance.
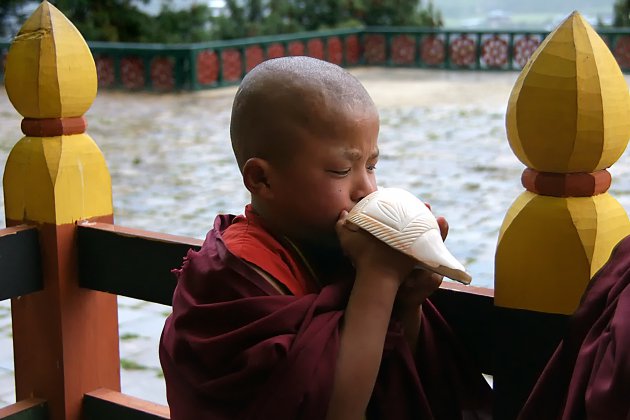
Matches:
[[0, 221, 499, 419], [2, 216, 567, 419], [0, 226, 41, 301], [77, 223, 202, 306], [0, 398, 47, 420]]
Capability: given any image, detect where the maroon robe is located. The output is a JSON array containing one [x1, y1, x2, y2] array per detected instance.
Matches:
[[159, 210, 492, 419], [519, 235, 630, 420]]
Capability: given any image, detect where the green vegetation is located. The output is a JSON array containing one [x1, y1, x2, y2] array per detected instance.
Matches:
[[614, 0, 630, 26], [120, 332, 141, 341], [2, 0, 442, 42], [0, 0, 30, 38], [120, 358, 149, 370]]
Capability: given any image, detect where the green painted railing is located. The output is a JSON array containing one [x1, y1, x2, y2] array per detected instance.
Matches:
[[2, 26, 630, 91]]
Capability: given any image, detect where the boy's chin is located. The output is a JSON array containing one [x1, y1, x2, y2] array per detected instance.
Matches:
[[317, 235, 342, 250], [296, 230, 341, 251]]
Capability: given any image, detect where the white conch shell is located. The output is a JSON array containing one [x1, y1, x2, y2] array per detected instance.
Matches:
[[347, 187, 472, 285]]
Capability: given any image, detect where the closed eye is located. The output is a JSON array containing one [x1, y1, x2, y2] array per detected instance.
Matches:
[[327, 169, 351, 176]]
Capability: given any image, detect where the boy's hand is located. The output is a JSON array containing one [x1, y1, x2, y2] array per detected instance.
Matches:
[[397, 270, 443, 310], [425, 203, 449, 241], [397, 209, 449, 309], [336, 210, 416, 284]]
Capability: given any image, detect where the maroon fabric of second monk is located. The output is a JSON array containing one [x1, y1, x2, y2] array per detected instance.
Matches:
[[519, 235, 630, 420], [160, 214, 492, 420]]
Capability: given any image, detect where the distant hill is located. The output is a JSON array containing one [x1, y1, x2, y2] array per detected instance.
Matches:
[[433, 0, 615, 28]]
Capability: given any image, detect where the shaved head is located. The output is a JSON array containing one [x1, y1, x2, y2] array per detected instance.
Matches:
[[230, 56, 377, 171]]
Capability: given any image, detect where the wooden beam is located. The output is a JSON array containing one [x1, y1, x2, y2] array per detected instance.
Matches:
[[83, 389, 169, 420], [0, 399, 47, 420], [8, 218, 121, 420], [431, 282, 494, 374], [493, 306, 568, 419], [76, 221, 502, 374], [0, 226, 42, 301], [77, 223, 202, 306]]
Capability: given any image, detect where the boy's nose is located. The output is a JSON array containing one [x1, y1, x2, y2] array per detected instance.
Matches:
[[351, 172, 377, 203]]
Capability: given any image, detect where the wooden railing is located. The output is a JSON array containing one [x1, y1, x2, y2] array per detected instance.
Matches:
[[1, 3, 629, 420], [0, 221, 495, 420], [3, 24, 630, 91]]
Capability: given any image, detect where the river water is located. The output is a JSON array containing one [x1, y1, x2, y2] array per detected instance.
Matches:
[[2, 68, 630, 405]]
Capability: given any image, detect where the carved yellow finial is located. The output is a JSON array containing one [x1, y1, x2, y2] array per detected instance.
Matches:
[[4, 1, 97, 118], [3, 1, 112, 225], [495, 11, 630, 315], [506, 11, 630, 173]]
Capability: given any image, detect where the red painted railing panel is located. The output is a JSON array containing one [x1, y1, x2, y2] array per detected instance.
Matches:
[[288, 40, 305, 56], [449, 34, 477, 67], [614, 35, 630, 69], [513, 34, 541, 69], [197, 50, 219, 85], [95, 56, 115, 88], [345, 34, 361, 65], [266, 43, 285, 59], [307, 38, 325, 60], [392, 34, 416, 65], [150, 57, 175, 91], [364, 34, 386, 64], [120, 57, 145, 89], [481, 34, 509, 69], [327, 36, 343, 65], [420, 34, 446, 66], [221, 49, 242, 82], [245, 45, 264, 72]]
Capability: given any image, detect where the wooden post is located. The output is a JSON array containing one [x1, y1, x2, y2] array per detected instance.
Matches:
[[494, 11, 630, 419], [3, 2, 120, 419]]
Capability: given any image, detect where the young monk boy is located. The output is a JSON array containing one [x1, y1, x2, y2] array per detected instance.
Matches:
[[160, 56, 492, 419]]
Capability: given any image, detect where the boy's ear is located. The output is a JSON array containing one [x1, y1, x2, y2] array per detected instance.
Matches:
[[242, 158, 274, 199]]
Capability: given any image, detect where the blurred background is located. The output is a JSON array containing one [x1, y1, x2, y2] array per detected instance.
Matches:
[[0, 0, 623, 43]]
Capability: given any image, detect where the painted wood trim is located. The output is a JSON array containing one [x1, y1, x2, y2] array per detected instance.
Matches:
[[0, 399, 47, 420], [439, 279, 494, 297], [77, 223, 202, 306], [0, 225, 42, 301], [83, 389, 169, 419], [10, 220, 120, 420]]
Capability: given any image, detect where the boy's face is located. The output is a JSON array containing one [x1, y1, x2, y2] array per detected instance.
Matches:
[[266, 107, 380, 246]]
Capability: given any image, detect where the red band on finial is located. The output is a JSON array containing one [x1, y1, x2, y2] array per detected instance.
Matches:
[[21, 117, 87, 136], [521, 168, 611, 197]]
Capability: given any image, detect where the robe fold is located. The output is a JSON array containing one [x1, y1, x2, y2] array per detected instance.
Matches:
[[160, 209, 492, 419], [519, 235, 630, 420]]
